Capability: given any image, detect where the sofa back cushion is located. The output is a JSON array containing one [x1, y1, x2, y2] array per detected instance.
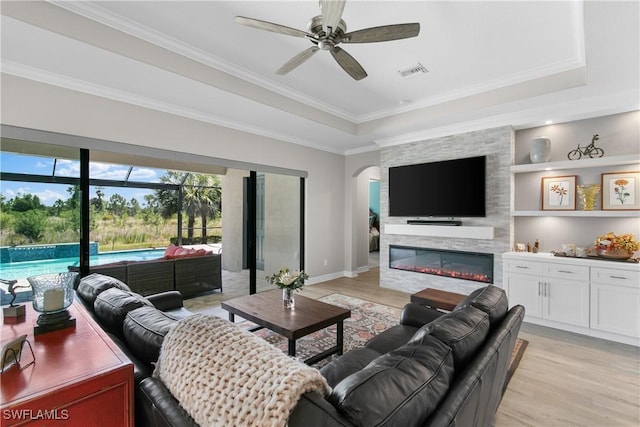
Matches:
[[123, 306, 180, 365], [94, 287, 152, 337], [408, 305, 490, 369], [77, 273, 131, 307], [454, 285, 508, 328], [329, 335, 454, 427]]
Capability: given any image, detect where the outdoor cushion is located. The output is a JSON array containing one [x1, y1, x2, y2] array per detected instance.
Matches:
[[124, 306, 180, 364], [76, 273, 131, 306], [408, 304, 490, 369], [330, 336, 454, 427], [94, 287, 153, 337], [454, 285, 508, 328]]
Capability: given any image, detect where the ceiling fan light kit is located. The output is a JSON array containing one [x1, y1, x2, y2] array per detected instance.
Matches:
[[235, 0, 420, 81]]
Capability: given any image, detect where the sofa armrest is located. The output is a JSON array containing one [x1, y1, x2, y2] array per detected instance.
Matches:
[[288, 392, 351, 427], [147, 291, 184, 311], [399, 302, 445, 328], [138, 377, 198, 427]]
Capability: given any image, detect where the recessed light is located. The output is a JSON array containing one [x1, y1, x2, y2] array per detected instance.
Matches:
[[545, 120, 553, 125]]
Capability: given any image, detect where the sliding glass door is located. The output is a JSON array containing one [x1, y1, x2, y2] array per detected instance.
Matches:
[[251, 172, 304, 294]]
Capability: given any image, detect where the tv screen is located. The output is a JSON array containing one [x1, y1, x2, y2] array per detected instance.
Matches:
[[389, 155, 486, 217]]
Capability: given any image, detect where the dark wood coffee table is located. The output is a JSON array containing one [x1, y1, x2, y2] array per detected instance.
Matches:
[[411, 288, 466, 311], [221, 289, 351, 365]]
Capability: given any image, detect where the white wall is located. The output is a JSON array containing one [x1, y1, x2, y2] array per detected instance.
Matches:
[[1, 74, 346, 280], [220, 169, 248, 272]]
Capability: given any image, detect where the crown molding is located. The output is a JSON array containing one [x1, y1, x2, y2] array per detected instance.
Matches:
[[2, 61, 347, 155], [375, 91, 639, 148], [49, 0, 358, 122]]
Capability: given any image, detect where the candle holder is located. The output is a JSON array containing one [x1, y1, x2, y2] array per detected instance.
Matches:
[[27, 272, 78, 335]]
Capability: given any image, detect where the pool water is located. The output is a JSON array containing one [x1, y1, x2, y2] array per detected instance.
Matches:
[[0, 249, 166, 280]]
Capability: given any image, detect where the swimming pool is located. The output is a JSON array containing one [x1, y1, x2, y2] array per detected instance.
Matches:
[[0, 248, 166, 280]]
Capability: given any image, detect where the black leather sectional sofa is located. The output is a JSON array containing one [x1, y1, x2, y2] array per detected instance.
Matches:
[[76, 273, 524, 427]]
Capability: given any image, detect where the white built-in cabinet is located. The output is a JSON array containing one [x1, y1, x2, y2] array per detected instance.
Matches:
[[503, 252, 640, 346]]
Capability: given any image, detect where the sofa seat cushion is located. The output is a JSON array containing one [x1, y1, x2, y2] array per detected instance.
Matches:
[[330, 335, 454, 427], [409, 305, 490, 369], [124, 306, 181, 365], [76, 273, 130, 307], [364, 324, 419, 354], [94, 287, 153, 337], [454, 285, 508, 328], [320, 347, 382, 388]]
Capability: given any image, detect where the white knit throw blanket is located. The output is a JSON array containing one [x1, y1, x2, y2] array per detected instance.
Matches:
[[153, 314, 329, 427]]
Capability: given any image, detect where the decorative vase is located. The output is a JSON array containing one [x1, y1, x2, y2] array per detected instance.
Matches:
[[529, 137, 551, 163], [576, 184, 600, 211], [596, 247, 632, 260], [283, 288, 295, 309]]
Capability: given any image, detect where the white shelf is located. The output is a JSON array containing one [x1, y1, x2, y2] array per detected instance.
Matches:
[[384, 224, 494, 240], [512, 210, 639, 217], [511, 154, 639, 173]]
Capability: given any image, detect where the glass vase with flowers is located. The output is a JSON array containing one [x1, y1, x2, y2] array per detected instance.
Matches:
[[265, 267, 309, 309]]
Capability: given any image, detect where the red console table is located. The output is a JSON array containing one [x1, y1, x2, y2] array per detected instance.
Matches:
[[1, 302, 134, 426]]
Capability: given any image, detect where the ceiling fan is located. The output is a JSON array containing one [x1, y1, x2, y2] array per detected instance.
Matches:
[[235, 0, 420, 81]]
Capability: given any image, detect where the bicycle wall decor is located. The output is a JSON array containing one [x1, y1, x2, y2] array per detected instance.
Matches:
[[567, 134, 605, 160]]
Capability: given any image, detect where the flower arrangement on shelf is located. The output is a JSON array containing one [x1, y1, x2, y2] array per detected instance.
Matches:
[[594, 232, 639, 258], [265, 267, 309, 292]]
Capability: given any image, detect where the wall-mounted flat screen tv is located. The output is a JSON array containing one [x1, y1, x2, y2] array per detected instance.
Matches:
[[389, 155, 486, 217]]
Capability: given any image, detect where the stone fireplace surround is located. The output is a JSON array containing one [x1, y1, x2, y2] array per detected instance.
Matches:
[[379, 126, 513, 295]]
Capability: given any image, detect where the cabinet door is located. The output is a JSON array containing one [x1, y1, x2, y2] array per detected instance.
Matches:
[[505, 272, 543, 319], [543, 279, 590, 327], [591, 282, 640, 338]]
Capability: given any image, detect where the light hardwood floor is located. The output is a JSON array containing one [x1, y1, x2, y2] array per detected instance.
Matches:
[[185, 268, 640, 426]]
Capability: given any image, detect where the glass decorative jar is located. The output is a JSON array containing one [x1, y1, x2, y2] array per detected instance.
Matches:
[[27, 272, 78, 334], [577, 184, 600, 210], [283, 288, 295, 309]]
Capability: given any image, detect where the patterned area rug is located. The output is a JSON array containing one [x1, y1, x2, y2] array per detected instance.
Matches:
[[239, 293, 401, 368], [238, 293, 528, 382]]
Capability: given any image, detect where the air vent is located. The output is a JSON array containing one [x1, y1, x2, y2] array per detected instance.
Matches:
[[398, 63, 428, 78]]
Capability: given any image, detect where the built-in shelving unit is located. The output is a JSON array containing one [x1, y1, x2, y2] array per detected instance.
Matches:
[[384, 224, 494, 240], [511, 154, 640, 217], [511, 210, 638, 217], [510, 154, 639, 173]]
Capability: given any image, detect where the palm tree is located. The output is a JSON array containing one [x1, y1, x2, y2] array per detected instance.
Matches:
[[155, 172, 221, 244]]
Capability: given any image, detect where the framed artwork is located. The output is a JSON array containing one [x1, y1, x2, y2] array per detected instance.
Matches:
[[601, 171, 640, 210], [541, 175, 576, 210]]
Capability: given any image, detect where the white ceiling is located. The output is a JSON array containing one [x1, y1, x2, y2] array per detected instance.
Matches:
[[1, 1, 638, 154]]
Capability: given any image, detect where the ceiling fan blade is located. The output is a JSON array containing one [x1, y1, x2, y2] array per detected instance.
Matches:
[[235, 16, 310, 38], [342, 23, 420, 43], [276, 47, 320, 75], [320, 0, 346, 35], [330, 46, 367, 81]]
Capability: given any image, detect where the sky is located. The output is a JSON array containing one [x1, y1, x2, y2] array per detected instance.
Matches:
[[1, 152, 165, 207]]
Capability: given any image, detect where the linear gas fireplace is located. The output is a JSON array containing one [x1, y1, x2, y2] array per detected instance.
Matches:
[[389, 245, 494, 284]]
